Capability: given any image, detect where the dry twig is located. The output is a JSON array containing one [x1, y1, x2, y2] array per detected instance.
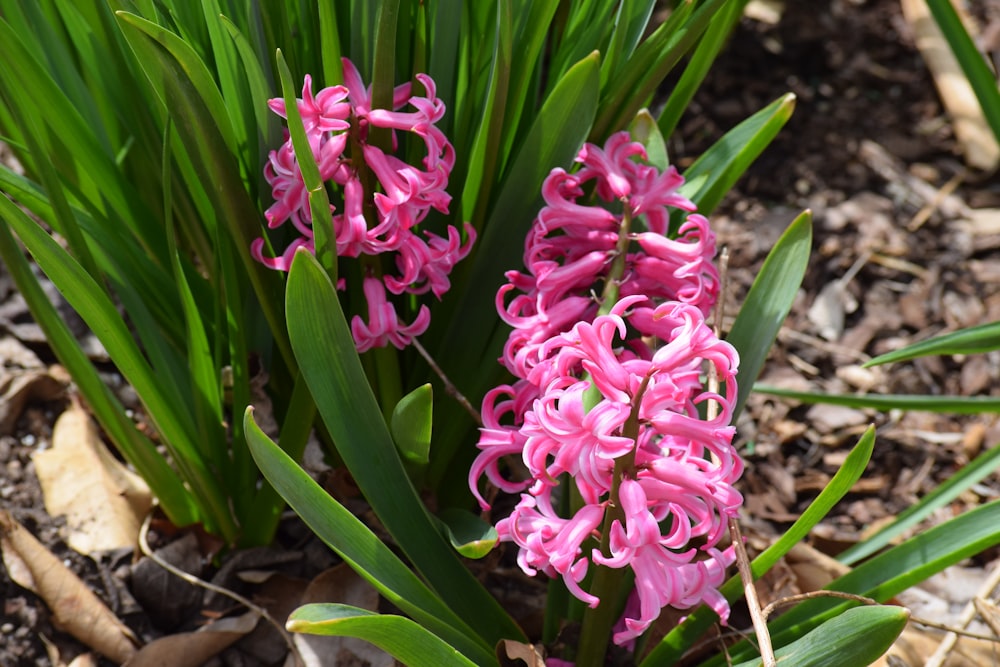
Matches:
[[137, 512, 304, 667]]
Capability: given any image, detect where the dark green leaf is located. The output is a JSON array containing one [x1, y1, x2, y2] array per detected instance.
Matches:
[[727, 211, 812, 418], [285, 250, 525, 646]]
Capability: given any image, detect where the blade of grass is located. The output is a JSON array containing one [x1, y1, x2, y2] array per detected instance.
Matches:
[[864, 320, 1000, 367], [755, 385, 1000, 414], [838, 440, 1000, 565]]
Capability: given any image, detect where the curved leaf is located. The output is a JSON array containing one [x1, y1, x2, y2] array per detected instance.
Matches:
[[391, 383, 433, 465], [838, 441, 1000, 565], [243, 408, 494, 666], [435, 508, 498, 560], [730, 605, 908, 667], [287, 604, 481, 667], [678, 93, 796, 218], [285, 250, 525, 646]]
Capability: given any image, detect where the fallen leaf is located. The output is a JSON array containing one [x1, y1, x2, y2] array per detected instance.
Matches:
[[0, 510, 138, 663], [0, 359, 66, 435], [497, 640, 546, 667], [34, 401, 152, 554], [124, 610, 260, 667]]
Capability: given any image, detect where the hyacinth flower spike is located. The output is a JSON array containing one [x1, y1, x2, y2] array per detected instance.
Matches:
[[252, 59, 473, 354], [471, 131, 743, 662]]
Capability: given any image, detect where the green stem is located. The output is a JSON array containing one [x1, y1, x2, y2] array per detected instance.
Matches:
[[575, 373, 651, 666], [597, 204, 633, 316]]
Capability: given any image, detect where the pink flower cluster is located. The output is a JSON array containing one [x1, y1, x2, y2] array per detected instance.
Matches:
[[470, 132, 743, 645], [252, 59, 474, 352]]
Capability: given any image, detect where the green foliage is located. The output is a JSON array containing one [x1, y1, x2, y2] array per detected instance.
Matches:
[[729, 605, 908, 667], [2, 1, 962, 666]]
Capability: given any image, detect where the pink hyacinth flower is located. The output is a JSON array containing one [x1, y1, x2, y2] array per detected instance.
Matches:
[[350, 277, 430, 353]]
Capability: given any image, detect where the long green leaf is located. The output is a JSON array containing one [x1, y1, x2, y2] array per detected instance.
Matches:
[[657, 0, 747, 139], [243, 409, 494, 665], [755, 386, 1000, 414], [726, 210, 812, 418], [284, 250, 525, 646], [113, 9, 294, 373], [0, 196, 195, 526], [679, 93, 796, 218], [287, 604, 482, 667], [838, 440, 1000, 565], [642, 427, 875, 666], [865, 320, 1000, 366], [112, 10, 239, 156], [0, 189, 233, 537]]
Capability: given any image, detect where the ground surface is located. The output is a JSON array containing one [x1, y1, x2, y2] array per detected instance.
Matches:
[[2, 1, 1000, 665]]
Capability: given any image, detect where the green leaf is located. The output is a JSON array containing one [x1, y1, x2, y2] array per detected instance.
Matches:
[[0, 188, 234, 538], [113, 8, 293, 372], [287, 604, 481, 667], [592, 0, 726, 140], [643, 427, 875, 666], [285, 250, 525, 646], [0, 197, 195, 527], [390, 384, 433, 465], [838, 441, 1000, 565], [435, 508, 498, 560], [754, 386, 1000, 414], [679, 93, 796, 218], [459, 1, 511, 226], [657, 0, 747, 139], [726, 211, 812, 418], [716, 497, 1000, 666], [926, 0, 1000, 146], [865, 320, 1000, 367], [113, 11, 238, 156], [628, 109, 669, 171], [729, 605, 908, 667], [276, 49, 335, 275], [243, 408, 494, 666]]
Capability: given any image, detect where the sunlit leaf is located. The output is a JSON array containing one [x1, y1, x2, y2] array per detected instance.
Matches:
[[287, 604, 481, 667]]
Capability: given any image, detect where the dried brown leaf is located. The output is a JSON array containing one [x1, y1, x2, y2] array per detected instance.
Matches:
[[34, 402, 152, 554], [0, 510, 138, 663], [124, 611, 259, 667], [497, 639, 547, 667]]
